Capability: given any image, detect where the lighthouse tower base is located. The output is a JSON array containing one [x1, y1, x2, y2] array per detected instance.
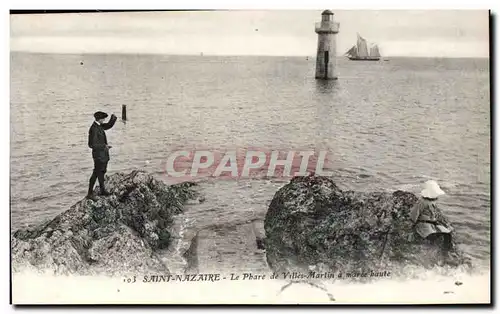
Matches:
[[314, 50, 338, 80], [315, 35, 338, 80], [315, 74, 338, 80]]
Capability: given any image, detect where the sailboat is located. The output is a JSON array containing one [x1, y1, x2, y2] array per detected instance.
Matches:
[[345, 33, 381, 61]]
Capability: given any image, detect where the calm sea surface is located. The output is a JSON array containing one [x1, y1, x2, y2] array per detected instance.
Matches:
[[10, 53, 490, 268]]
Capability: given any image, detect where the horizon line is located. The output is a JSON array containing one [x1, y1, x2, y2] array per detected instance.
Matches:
[[10, 50, 489, 59]]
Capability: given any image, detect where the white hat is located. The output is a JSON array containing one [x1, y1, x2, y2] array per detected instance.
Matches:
[[420, 180, 445, 199]]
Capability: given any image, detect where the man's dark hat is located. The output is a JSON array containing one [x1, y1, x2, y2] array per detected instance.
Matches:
[[94, 111, 108, 120]]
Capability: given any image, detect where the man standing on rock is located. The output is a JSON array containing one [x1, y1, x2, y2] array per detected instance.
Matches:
[[86, 111, 117, 201]]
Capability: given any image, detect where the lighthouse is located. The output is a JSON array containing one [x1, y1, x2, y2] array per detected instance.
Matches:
[[315, 10, 340, 80]]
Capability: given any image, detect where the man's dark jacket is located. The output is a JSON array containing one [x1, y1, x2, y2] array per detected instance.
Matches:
[[88, 115, 117, 162]]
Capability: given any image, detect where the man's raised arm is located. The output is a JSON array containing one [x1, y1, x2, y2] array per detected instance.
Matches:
[[101, 114, 117, 130]]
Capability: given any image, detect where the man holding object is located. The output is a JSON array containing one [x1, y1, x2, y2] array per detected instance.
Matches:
[[86, 111, 117, 200]]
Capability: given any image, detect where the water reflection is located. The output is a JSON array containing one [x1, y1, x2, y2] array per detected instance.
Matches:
[[314, 78, 339, 94], [312, 79, 340, 166]]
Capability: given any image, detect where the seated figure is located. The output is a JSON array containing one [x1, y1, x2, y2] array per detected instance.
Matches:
[[409, 180, 454, 254]]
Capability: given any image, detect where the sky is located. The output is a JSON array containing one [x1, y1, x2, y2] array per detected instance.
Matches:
[[10, 10, 490, 57]]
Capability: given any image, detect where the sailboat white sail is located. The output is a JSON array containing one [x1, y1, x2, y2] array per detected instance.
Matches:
[[345, 45, 358, 58], [345, 34, 381, 61], [370, 44, 381, 58], [356, 34, 369, 58]]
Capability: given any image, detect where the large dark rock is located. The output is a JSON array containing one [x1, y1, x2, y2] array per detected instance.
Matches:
[[264, 175, 471, 279], [11, 170, 199, 276]]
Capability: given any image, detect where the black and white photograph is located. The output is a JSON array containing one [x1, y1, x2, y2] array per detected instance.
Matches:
[[9, 9, 491, 304]]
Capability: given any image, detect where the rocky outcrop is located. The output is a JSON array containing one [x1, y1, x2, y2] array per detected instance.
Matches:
[[11, 170, 199, 276], [264, 175, 471, 279]]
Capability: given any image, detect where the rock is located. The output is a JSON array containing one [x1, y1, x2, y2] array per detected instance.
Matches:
[[264, 176, 471, 280], [11, 170, 199, 276]]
